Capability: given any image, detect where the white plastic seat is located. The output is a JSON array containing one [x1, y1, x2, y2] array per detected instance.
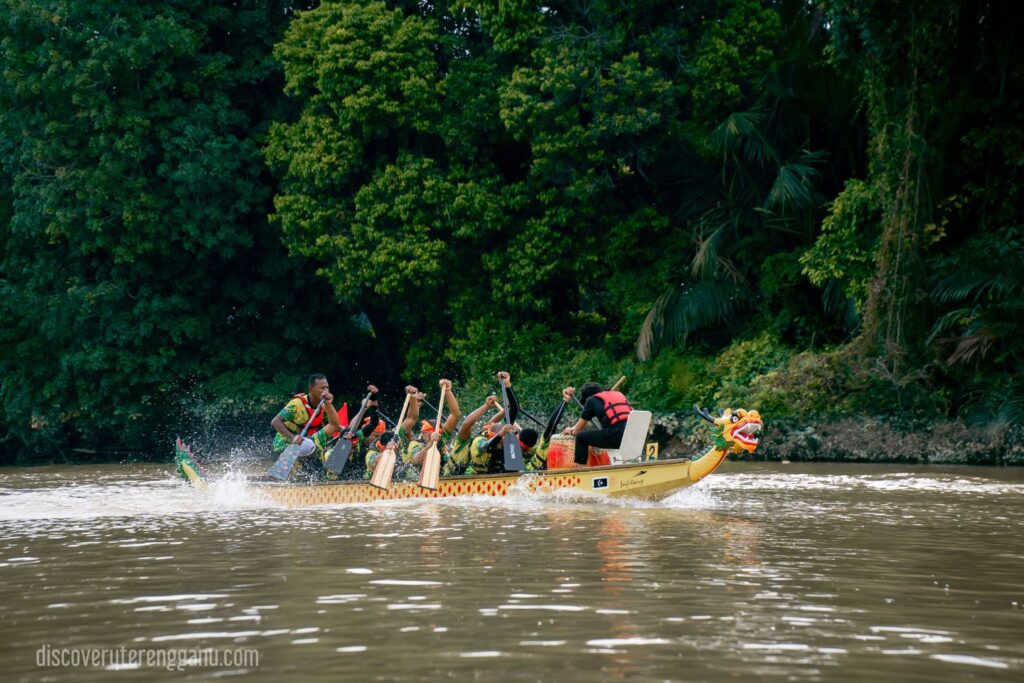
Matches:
[[604, 410, 652, 464]]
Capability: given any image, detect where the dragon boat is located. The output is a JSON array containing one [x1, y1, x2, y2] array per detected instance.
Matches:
[[174, 406, 762, 507]]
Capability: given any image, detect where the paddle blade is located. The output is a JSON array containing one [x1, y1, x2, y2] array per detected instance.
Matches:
[[369, 449, 397, 490], [267, 445, 302, 481], [418, 445, 440, 490], [324, 439, 354, 476], [337, 402, 349, 428], [502, 433, 525, 472]]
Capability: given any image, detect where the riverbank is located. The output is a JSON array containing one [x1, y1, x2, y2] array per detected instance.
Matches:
[[660, 414, 1024, 466], [4, 412, 1021, 468]]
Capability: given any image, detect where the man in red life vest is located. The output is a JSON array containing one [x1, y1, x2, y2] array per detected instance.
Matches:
[[270, 374, 341, 462], [562, 382, 633, 466]]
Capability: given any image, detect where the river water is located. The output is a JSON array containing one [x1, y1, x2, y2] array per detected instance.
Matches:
[[1, 462, 1021, 682]]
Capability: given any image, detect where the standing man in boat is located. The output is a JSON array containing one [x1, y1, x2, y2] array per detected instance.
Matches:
[[270, 374, 341, 464], [562, 383, 633, 466]]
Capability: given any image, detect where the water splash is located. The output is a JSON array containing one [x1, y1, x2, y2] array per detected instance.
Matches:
[[0, 465, 276, 522]]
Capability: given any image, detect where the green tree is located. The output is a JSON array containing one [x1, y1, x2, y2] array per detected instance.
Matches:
[[638, 0, 863, 358], [0, 0, 364, 463], [267, 0, 691, 380], [820, 0, 1024, 422], [826, 0, 962, 360]]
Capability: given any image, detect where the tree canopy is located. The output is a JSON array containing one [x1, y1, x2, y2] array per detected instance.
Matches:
[[1, 0, 1022, 464]]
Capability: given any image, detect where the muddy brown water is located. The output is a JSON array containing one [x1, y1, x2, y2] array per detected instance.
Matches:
[[1, 462, 1021, 681]]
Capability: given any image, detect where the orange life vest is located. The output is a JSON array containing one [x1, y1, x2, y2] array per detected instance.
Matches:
[[594, 390, 632, 426], [294, 393, 326, 436]]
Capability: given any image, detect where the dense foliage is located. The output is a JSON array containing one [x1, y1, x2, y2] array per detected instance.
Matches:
[[1, 0, 1021, 464], [0, 0, 378, 463]]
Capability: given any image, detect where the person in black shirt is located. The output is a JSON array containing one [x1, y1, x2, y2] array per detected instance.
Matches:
[[562, 382, 633, 465]]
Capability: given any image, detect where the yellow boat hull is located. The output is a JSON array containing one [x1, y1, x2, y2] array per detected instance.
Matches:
[[180, 446, 729, 507]]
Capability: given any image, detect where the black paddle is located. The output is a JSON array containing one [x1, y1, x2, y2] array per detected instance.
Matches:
[[571, 394, 602, 430], [515, 406, 546, 428], [324, 391, 374, 476], [267, 395, 328, 481], [551, 399, 568, 432], [375, 409, 398, 428], [481, 397, 544, 428], [498, 379, 524, 472]]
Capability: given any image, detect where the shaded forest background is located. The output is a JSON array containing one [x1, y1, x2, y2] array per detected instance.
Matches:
[[1, 0, 1022, 465]]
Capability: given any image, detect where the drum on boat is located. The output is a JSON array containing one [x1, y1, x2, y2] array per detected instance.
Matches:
[[546, 434, 610, 469]]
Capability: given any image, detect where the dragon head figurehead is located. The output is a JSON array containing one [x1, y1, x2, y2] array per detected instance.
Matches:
[[175, 438, 207, 485], [694, 405, 763, 454]]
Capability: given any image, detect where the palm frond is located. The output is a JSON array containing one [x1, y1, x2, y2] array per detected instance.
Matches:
[[821, 279, 860, 333], [957, 375, 1024, 428], [711, 109, 779, 168], [925, 307, 975, 347], [740, 126, 777, 168], [995, 380, 1024, 426], [764, 153, 824, 212], [690, 220, 727, 278], [947, 329, 1000, 365], [715, 256, 746, 284], [710, 110, 765, 149], [932, 270, 1022, 304], [636, 279, 753, 361]]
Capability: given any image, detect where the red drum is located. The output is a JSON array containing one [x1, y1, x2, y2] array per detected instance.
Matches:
[[547, 435, 575, 469], [547, 435, 610, 469]]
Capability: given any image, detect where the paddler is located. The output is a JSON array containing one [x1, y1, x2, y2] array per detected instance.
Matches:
[[449, 371, 531, 475], [270, 374, 341, 467], [513, 386, 577, 471], [399, 379, 461, 480], [364, 385, 419, 479], [562, 382, 633, 465], [444, 392, 502, 476], [344, 385, 383, 478]]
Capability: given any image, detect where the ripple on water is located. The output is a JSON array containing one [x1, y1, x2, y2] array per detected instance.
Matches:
[[1, 462, 1022, 682], [929, 654, 1010, 669], [706, 471, 1024, 495]]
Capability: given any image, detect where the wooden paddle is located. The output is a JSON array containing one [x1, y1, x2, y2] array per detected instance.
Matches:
[[369, 391, 413, 490], [267, 395, 327, 481], [324, 390, 374, 476], [417, 385, 446, 490], [498, 379, 525, 472]]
